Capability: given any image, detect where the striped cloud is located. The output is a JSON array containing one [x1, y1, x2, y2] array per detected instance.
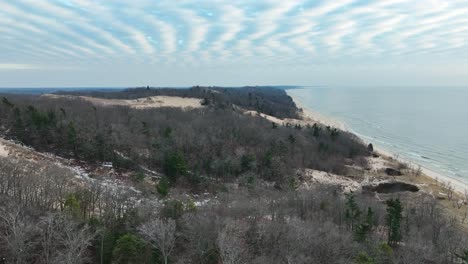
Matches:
[[0, 0, 467, 77]]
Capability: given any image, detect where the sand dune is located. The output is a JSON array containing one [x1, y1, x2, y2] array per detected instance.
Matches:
[[43, 94, 204, 109], [243, 108, 345, 130]]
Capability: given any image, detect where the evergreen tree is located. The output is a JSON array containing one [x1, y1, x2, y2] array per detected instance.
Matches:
[[67, 121, 77, 154], [94, 132, 109, 161], [157, 176, 170, 197], [345, 193, 361, 231], [312, 123, 321, 138], [12, 108, 26, 141], [112, 234, 145, 264], [330, 128, 340, 141], [141, 121, 150, 136], [241, 154, 256, 172], [163, 152, 187, 182], [355, 207, 374, 242], [132, 171, 145, 183], [385, 198, 403, 246], [355, 252, 375, 264]]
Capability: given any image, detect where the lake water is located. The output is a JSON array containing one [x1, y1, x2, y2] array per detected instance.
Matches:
[[288, 86, 468, 184]]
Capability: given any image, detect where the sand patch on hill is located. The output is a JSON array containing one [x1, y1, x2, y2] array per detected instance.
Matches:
[[243, 108, 345, 130], [43, 94, 204, 109], [243, 90, 347, 130], [0, 140, 9, 157], [298, 169, 361, 193]]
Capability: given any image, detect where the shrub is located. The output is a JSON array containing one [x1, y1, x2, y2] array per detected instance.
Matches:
[[112, 234, 145, 264], [157, 176, 170, 197], [132, 171, 145, 183]]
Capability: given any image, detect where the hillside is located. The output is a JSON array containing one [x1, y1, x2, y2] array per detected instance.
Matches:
[[0, 87, 467, 264]]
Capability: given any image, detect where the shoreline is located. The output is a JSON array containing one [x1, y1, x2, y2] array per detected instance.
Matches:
[[287, 90, 468, 195], [290, 92, 348, 131]]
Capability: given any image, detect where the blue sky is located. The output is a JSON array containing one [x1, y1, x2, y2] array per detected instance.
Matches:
[[1, 0, 467, 87]]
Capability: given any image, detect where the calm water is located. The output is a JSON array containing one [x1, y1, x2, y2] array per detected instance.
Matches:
[[288, 86, 468, 183]]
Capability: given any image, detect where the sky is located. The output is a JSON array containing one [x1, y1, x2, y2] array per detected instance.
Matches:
[[0, 0, 467, 88]]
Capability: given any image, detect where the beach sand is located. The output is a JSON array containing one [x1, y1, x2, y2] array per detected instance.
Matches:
[[288, 92, 347, 131], [287, 90, 468, 195], [374, 146, 468, 194]]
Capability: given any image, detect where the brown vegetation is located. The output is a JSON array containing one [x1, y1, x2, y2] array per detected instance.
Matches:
[[0, 87, 467, 264]]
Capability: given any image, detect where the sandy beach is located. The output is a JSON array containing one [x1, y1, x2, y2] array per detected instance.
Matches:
[[290, 94, 348, 131], [287, 90, 468, 195]]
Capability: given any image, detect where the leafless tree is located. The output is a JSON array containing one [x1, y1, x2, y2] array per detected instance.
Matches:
[[138, 218, 176, 264], [0, 206, 37, 264], [217, 219, 248, 264], [39, 213, 95, 264], [182, 212, 221, 264]]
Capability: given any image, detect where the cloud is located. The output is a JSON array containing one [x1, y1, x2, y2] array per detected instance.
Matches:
[[0, 0, 467, 78]]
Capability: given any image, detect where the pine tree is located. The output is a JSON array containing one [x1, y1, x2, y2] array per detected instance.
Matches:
[[12, 108, 26, 141], [312, 123, 321, 138], [67, 122, 77, 155], [163, 152, 187, 182], [112, 234, 144, 264], [157, 176, 170, 197], [355, 207, 374, 242], [345, 193, 361, 230], [385, 198, 403, 246], [141, 121, 150, 136]]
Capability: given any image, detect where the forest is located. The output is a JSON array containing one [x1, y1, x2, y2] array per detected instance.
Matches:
[[0, 87, 467, 264], [55, 86, 300, 119]]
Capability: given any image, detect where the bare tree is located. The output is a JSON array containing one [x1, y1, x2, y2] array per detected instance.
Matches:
[[39, 213, 95, 264], [217, 219, 248, 264], [0, 206, 37, 264], [138, 218, 176, 264], [182, 212, 221, 263]]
